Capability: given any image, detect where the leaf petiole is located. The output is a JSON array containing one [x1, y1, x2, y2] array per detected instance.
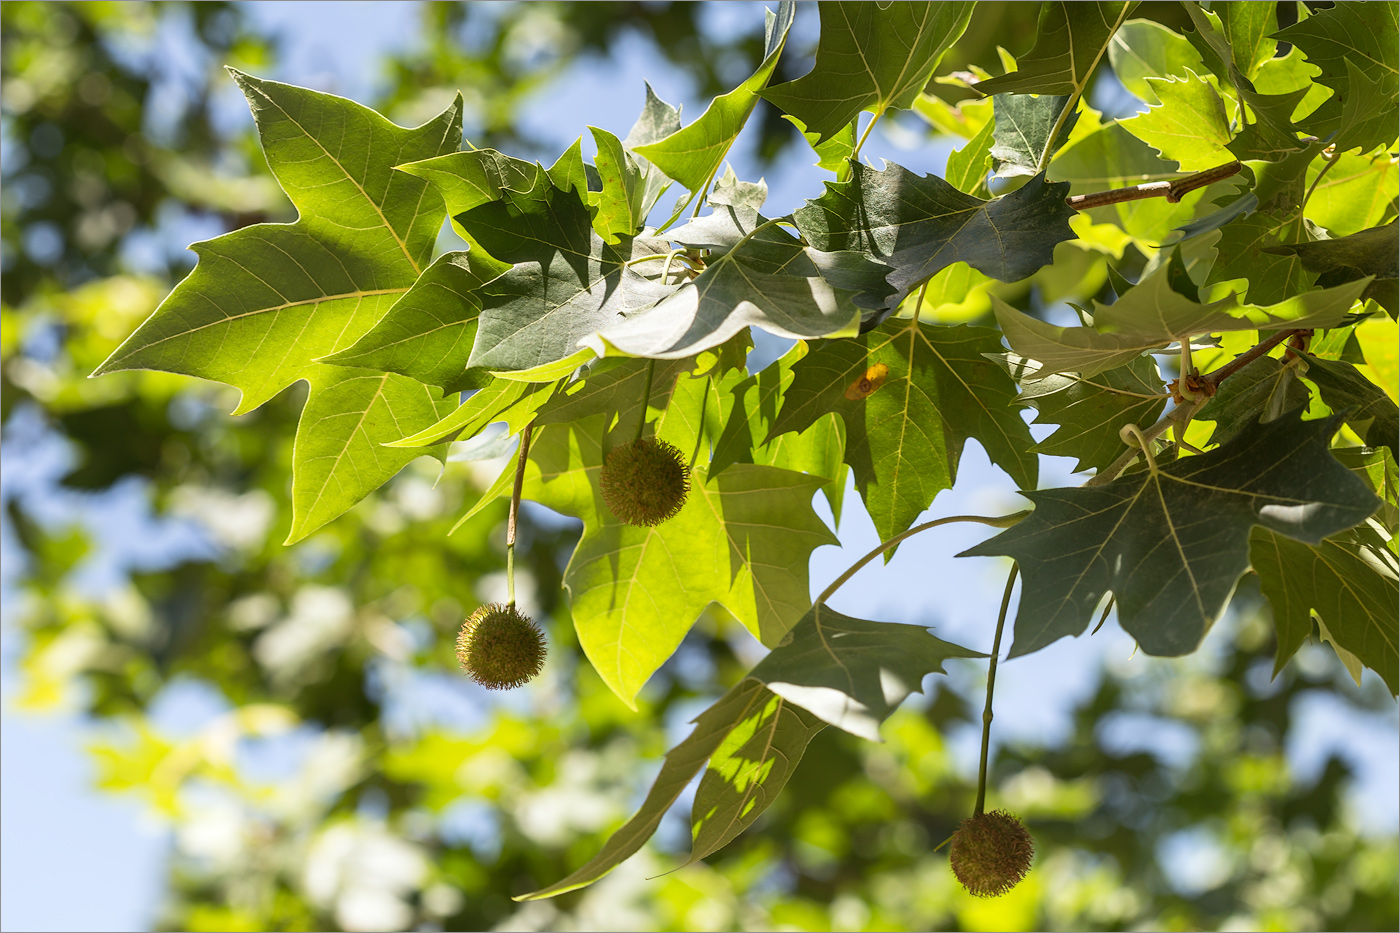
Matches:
[[507, 420, 535, 606]]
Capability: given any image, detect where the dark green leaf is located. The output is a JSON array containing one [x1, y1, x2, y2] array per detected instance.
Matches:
[[962, 410, 1380, 658], [1252, 523, 1398, 696], [794, 162, 1077, 309], [1303, 355, 1400, 457], [976, 2, 1139, 96], [1196, 355, 1308, 445], [747, 606, 981, 741], [760, 0, 974, 143], [990, 92, 1079, 178], [771, 319, 1037, 550], [1264, 221, 1399, 314]]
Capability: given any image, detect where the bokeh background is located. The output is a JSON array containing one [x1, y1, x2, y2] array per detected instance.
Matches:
[[2, 2, 1396, 931]]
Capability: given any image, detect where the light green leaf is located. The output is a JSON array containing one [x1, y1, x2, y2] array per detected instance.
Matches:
[[945, 115, 995, 196], [760, 0, 974, 143], [589, 126, 648, 243], [633, 3, 794, 191], [516, 680, 766, 900], [963, 411, 1380, 658], [502, 418, 836, 707], [1050, 121, 1196, 244], [1216, 0, 1277, 80], [1205, 213, 1317, 307], [1119, 70, 1233, 172], [1253, 523, 1398, 696], [534, 357, 692, 445], [386, 377, 555, 449], [994, 268, 1366, 377], [288, 366, 457, 543], [1109, 18, 1205, 105], [976, 2, 1139, 97], [746, 606, 981, 741], [321, 249, 508, 396], [783, 114, 857, 178], [687, 690, 825, 864], [396, 147, 546, 217], [770, 319, 1037, 550], [1304, 150, 1399, 238], [95, 72, 463, 415]]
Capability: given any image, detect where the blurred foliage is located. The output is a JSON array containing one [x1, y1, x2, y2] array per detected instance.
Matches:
[[2, 3, 1396, 932]]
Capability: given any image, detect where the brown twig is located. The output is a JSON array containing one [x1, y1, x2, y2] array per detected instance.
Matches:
[[1067, 160, 1242, 211], [1204, 328, 1307, 387]]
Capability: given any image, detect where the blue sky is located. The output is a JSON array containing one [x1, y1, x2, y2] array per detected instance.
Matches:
[[3, 4, 1396, 930]]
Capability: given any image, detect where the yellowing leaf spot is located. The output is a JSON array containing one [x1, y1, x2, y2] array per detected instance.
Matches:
[[844, 362, 890, 400]]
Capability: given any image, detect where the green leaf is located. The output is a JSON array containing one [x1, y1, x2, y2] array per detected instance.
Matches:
[[709, 341, 849, 523], [1004, 354, 1168, 473], [975, 2, 1139, 97], [95, 72, 463, 414], [321, 249, 508, 396], [588, 126, 650, 243], [287, 366, 457, 543], [1195, 355, 1308, 444], [746, 606, 981, 741], [1264, 221, 1399, 314], [1205, 214, 1316, 306], [759, 0, 975, 143], [633, 3, 794, 191], [507, 418, 836, 706], [1216, 0, 1277, 80], [515, 680, 766, 900], [534, 357, 692, 445], [770, 319, 1037, 550], [945, 114, 995, 196], [1109, 18, 1205, 105], [1276, 1, 1400, 154], [993, 269, 1366, 377], [1119, 70, 1233, 172], [396, 147, 546, 217], [794, 162, 1077, 307], [783, 114, 857, 178], [386, 377, 556, 449], [1252, 523, 1398, 696], [687, 690, 826, 864], [456, 183, 677, 372], [1050, 121, 1195, 243], [962, 410, 1380, 658], [1303, 355, 1400, 458], [1303, 150, 1399, 238], [624, 82, 683, 149], [990, 92, 1079, 179]]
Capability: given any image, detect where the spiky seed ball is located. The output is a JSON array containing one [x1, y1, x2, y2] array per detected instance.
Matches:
[[456, 603, 546, 690], [598, 437, 690, 527], [949, 809, 1035, 898]]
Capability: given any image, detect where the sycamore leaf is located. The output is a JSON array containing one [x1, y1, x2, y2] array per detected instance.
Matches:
[[516, 680, 766, 900], [990, 92, 1079, 178], [455, 182, 677, 372], [746, 606, 981, 742], [1195, 356, 1308, 445], [1109, 18, 1205, 105], [288, 366, 457, 543], [962, 410, 1380, 658], [1206, 214, 1317, 306], [710, 341, 849, 523], [945, 115, 995, 196], [386, 377, 555, 448], [976, 2, 1139, 97], [993, 270, 1366, 377], [770, 319, 1037, 550], [1276, 1, 1400, 154], [1265, 221, 1399, 315], [1004, 354, 1168, 473], [93, 72, 464, 539], [633, 3, 794, 192], [533, 356, 692, 447], [499, 417, 836, 707], [794, 162, 1076, 309], [624, 82, 683, 149], [321, 249, 508, 396], [687, 690, 826, 864], [1216, 0, 1276, 79], [94, 72, 462, 414], [1303, 150, 1399, 238], [759, 1, 974, 143], [1303, 355, 1400, 457], [1120, 70, 1233, 172], [1253, 523, 1398, 696], [395, 148, 546, 218]]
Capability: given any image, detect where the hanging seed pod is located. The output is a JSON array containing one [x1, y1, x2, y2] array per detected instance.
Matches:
[[949, 809, 1035, 898], [456, 603, 546, 690], [598, 436, 690, 527]]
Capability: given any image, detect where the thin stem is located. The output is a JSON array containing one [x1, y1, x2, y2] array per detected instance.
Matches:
[[506, 421, 535, 606], [688, 374, 711, 470], [633, 359, 656, 445], [1085, 394, 1210, 486], [852, 111, 882, 161], [690, 162, 723, 220], [975, 562, 1019, 817], [1299, 148, 1339, 216], [1066, 160, 1241, 211], [815, 512, 1029, 608], [911, 279, 931, 326]]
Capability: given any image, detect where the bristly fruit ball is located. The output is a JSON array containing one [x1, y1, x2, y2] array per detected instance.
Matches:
[[949, 809, 1035, 898], [598, 436, 691, 527], [456, 603, 546, 690]]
